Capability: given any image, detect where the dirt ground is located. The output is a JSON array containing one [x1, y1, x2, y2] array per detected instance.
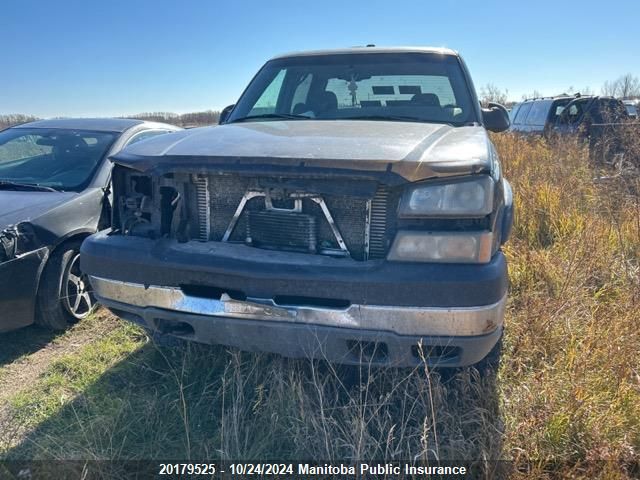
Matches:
[[0, 309, 119, 446]]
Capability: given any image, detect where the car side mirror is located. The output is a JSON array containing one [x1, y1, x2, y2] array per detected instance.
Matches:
[[482, 102, 510, 133], [219, 104, 235, 124]]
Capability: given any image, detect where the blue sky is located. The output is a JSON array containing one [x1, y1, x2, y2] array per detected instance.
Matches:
[[2, 0, 638, 117]]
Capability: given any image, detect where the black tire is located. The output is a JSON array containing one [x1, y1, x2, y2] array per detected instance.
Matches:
[[144, 328, 186, 348], [474, 335, 503, 376], [36, 241, 96, 330]]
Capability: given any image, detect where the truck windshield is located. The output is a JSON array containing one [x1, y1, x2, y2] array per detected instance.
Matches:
[[228, 53, 478, 126], [0, 128, 116, 191]]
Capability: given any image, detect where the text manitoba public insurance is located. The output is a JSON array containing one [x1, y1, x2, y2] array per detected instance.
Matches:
[[299, 463, 467, 476]]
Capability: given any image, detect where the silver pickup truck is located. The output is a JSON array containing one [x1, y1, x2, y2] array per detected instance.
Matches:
[[82, 46, 513, 368]]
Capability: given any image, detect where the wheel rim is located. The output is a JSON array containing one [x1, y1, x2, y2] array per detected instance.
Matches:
[[62, 253, 94, 319]]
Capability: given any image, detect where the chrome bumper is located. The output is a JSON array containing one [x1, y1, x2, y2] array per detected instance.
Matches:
[[90, 276, 505, 337]]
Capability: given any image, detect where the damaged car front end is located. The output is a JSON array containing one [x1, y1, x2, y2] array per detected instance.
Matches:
[[82, 47, 513, 367], [0, 187, 102, 332], [0, 224, 50, 331], [0, 119, 181, 333]]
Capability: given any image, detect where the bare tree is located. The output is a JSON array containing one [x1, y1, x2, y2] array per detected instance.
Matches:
[[1, 111, 222, 129], [562, 86, 593, 97], [520, 90, 542, 101], [0, 114, 39, 129], [479, 83, 509, 106], [128, 110, 220, 127], [601, 74, 640, 99]]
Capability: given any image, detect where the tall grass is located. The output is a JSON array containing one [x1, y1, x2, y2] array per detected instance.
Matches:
[[2, 134, 639, 479], [496, 133, 639, 477]]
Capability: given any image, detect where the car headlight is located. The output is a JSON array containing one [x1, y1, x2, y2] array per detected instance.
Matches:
[[0, 227, 18, 262], [399, 176, 494, 217], [387, 231, 493, 263]]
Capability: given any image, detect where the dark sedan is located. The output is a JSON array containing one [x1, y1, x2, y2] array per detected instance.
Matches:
[[0, 118, 181, 332]]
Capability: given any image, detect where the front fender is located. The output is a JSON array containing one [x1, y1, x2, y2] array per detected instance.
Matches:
[[0, 247, 49, 331]]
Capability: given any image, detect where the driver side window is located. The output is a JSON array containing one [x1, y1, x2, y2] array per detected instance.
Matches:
[[567, 104, 582, 123], [249, 69, 286, 116]]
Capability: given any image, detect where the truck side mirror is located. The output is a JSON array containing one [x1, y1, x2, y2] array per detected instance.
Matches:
[[482, 102, 510, 133], [219, 104, 235, 124]]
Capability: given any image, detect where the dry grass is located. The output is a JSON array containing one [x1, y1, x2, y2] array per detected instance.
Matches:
[[0, 134, 638, 479], [496, 133, 639, 478]]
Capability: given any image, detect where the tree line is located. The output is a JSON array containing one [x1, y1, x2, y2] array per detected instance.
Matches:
[[0, 114, 39, 129], [479, 73, 640, 107], [0, 111, 220, 130], [128, 110, 220, 127]]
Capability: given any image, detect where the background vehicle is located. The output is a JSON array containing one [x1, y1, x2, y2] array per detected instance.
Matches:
[[0, 118, 181, 332], [551, 96, 638, 162], [509, 96, 573, 135], [623, 99, 638, 118], [552, 95, 629, 134], [82, 47, 513, 369]]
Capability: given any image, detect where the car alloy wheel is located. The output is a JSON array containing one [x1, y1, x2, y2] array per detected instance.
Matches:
[[62, 253, 94, 319]]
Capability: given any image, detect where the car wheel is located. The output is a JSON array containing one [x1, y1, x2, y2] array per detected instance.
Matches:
[[36, 242, 96, 330]]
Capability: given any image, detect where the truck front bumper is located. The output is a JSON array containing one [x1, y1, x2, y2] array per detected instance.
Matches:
[[82, 231, 508, 367]]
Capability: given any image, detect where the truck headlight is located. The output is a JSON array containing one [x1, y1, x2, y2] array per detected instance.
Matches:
[[387, 231, 493, 263], [399, 176, 494, 217]]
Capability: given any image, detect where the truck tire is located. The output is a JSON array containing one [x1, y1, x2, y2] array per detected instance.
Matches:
[[142, 327, 186, 348], [36, 241, 96, 330], [474, 334, 503, 376]]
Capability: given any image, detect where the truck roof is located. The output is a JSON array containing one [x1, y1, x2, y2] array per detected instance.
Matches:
[[270, 46, 458, 60]]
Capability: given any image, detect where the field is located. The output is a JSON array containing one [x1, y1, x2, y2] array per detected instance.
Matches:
[[0, 134, 639, 479]]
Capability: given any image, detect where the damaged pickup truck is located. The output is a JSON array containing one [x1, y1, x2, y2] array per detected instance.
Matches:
[[0, 118, 180, 332], [82, 46, 514, 367]]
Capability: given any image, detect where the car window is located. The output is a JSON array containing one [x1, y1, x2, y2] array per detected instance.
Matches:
[[549, 99, 571, 123], [0, 134, 52, 162], [525, 100, 553, 126], [126, 129, 170, 147], [595, 99, 627, 123], [291, 73, 312, 111], [248, 69, 287, 116], [324, 75, 458, 110], [513, 102, 532, 125], [558, 98, 590, 125], [230, 53, 478, 126], [509, 103, 521, 123], [0, 128, 116, 191]]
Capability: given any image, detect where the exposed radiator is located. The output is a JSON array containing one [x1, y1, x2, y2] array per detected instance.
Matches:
[[368, 185, 389, 259], [191, 175, 394, 261], [247, 210, 317, 253], [193, 175, 210, 241]]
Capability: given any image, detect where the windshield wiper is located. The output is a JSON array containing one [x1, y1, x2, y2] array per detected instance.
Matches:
[[340, 115, 450, 125], [229, 113, 313, 123], [0, 180, 58, 192]]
